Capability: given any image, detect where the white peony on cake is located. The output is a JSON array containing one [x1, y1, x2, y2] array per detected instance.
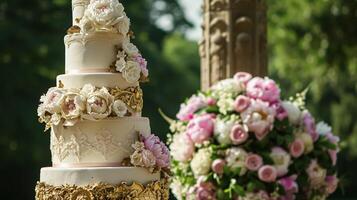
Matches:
[[35, 0, 170, 199]]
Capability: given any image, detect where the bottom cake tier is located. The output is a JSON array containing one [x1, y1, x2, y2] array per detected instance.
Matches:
[[35, 167, 169, 200]]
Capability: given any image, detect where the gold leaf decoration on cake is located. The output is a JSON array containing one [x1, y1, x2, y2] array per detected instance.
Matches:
[[67, 26, 81, 34], [35, 179, 169, 200], [110, 86, 143, 113]]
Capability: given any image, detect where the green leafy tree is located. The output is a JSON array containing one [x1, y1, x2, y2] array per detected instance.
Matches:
[[268, 0, 357, 198]]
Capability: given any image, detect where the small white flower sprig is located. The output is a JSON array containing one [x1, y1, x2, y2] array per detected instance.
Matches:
[[112, 40, 149, 84], [167, 72, 340, 200], [126, 134, 170, 175], [38, 84, 142, 131]]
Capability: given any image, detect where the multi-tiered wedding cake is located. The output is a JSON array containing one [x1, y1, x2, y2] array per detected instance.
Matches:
[[35, 0, 169, 199]]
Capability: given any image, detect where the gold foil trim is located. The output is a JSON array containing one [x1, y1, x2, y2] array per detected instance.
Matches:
[[110, 86, 143, 113], [35, 179, 169, 200]]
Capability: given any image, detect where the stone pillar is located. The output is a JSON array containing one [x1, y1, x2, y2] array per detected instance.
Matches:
[[199, 0, 267, 90]]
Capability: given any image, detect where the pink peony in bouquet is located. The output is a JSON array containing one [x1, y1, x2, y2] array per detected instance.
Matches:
[[167, 72, 340, 200]]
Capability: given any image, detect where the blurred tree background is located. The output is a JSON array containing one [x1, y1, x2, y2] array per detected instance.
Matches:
[[0, 0, 355, 199]]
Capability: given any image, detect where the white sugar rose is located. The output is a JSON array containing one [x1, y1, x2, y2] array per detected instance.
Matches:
[[83, 87, 114, 120], [60, 89, 86, 126], [190, 148, 212, 177], [115, 14, 130, 35], [84, 0, 125, 29], [112, 100, 127, 117], [130, 142, 156, 168], [115, 57, 126, 72], [122, 40, 139, 56], [39, 87, 65, 114], [225, 147, 248, 176], [214, 118, 235, 145], [122, 61, 141, 83], [80, 84, 96, 96], [281, 101, 301, 124]]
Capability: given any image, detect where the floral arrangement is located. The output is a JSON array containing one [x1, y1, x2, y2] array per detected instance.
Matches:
[[80, 0, 130, 36], [129, 134, 170, 173], [38, 84, 142, 131], [113, 40, 149, 83], [167, 72, 340, 200]]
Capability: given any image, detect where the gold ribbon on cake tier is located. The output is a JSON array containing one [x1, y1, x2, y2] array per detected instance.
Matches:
[[35, 179, 169, 200]]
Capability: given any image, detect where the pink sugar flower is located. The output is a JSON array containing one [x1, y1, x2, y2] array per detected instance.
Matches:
[[186, 114, 214, 144], [246, 77, 281, 104], [133, 54, 148, 77], [142, 134, 170, 168], [258, 165, 277, 183], [234, 95, 251, 113], [245, 154, 263, 171], [230, 124, 249, 145], [289, 139, 305, 158]]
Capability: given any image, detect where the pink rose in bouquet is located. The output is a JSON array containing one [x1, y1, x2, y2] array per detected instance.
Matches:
[[241, 99, 275, 140], [234, 95, 251, 112], [186, 114, 214, 144], [325, 175, 339, 194], [177, 95, 207, 121], [168, 72, 340, 200], [246, 77, 281, 104], [211, 159, 226, 175], [230, 124, 249, 145], [289, 139, 305, 158], [258, 165, 277, 183], [245, 154, 263, 171], [234, 72, 252, 85]]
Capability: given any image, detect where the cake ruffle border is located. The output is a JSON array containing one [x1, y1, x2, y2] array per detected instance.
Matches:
[[35, 179, 169, 200]]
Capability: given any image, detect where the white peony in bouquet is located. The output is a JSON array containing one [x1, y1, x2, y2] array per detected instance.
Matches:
[[167, 72, 340, 200]]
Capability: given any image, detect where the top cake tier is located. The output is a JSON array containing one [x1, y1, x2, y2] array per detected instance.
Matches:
[[67, 0, 148, 84]]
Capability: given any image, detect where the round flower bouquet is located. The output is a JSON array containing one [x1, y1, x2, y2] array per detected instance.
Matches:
[[167, 72, 340, 200]]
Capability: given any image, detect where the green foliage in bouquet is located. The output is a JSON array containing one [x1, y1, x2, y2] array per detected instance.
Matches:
[[167, 73, 340, 200]]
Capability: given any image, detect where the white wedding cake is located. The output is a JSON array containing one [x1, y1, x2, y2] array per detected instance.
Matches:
[[35, 0, 170, 199]]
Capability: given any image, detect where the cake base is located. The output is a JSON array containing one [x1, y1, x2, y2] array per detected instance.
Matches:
[[35, 180, 169, 200], [36, 167, 168, 200]]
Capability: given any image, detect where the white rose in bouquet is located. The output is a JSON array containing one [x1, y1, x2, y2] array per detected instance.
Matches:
[[214, 118, 235, 145], [190, 148, 212, 177], [282, 101, 301, 124], [226, 147, 248, 176]]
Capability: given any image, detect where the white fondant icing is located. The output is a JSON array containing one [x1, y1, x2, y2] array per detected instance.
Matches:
[[57, 73, 138, 89], [65, 32, 123, 74], [72, 0, 90, 26], [50, 117, 150, 166], [40, 167, 160, 186]]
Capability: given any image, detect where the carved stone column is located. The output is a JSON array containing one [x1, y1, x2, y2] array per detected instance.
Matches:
[[200, 0, 267, 90]]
